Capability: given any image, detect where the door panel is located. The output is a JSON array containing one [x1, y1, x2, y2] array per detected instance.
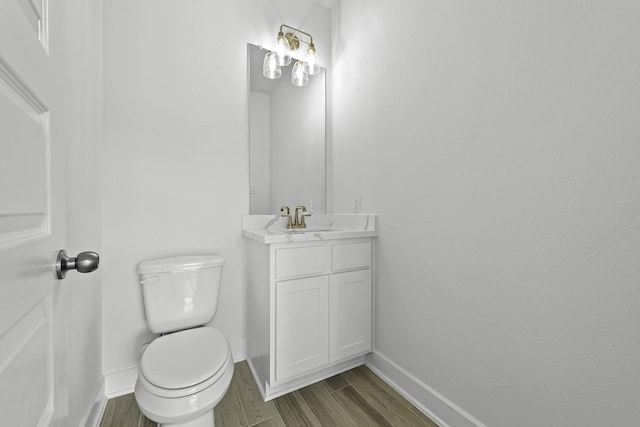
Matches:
[[0, 299, 52, 426], [275, 276, 329, 382], [329, 269, 372, 362], [0, 59, 50, 246]]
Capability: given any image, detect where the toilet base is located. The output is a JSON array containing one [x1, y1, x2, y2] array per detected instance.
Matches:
[[159, 410, 213, 427]]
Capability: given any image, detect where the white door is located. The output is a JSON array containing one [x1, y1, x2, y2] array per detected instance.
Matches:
[[275, 275, 329, 382], [329, 269, 372, 362], [0, 1, 82, 425]]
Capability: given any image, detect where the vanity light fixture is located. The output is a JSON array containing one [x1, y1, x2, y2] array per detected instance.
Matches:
[[262, 24, 319, 87]]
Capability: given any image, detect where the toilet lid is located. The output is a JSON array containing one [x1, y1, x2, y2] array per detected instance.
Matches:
[[141, 327, 229, 389]]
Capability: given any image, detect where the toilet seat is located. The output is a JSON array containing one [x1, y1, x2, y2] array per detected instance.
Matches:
[[140, 327, 230, 398], [135, 353, 234, 426]]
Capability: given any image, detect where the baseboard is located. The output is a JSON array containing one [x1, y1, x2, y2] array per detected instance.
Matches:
[[83, 378, 107, 427], [246, 358, 267, 401], [365, 351, 486, 427], [264, 356, 365, 401], [230, 338, 247, 362], [104, 366, 138, 398], [103, 339, 247, 398]]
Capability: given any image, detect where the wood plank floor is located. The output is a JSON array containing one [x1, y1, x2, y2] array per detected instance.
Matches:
[[100, 361, 438, 427]]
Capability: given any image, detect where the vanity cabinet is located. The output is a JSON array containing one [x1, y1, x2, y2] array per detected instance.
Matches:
[[246, 237, 373, 400]]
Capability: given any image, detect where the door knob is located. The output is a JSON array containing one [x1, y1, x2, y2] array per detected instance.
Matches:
[[56, 250, 100, 279]]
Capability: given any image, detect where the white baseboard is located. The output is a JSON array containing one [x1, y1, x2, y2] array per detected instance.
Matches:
[[230, 339, 247, 362], [83, 378, 107, 427], [246, 358, 267, 401], [264, 356, 365, 401], [103, 339, 247, 399], [105, 366, 138, 398], [365, 351, 486, 427]]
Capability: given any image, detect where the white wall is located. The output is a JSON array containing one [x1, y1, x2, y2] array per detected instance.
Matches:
[[102, 0, 331, 394], [332, 1, 640, 426]]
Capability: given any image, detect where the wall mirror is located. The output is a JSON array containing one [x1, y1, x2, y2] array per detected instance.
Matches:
[[248, 43, 326, 214]]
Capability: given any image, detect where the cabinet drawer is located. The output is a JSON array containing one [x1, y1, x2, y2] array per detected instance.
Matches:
[[275, 245, 327, 279], [331, 241, 371, 271]]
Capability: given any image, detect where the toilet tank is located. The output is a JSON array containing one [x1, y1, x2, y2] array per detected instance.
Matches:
[[138, 255, 224, 334]]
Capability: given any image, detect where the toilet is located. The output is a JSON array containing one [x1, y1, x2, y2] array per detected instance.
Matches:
[[134, 255, 234, 427]]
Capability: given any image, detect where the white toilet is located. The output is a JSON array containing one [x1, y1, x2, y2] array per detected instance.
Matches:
[[134, 255, 234, 427]]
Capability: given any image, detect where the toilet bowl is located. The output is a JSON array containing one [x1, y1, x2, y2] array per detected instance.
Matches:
[[135, 327, 233, 426], [134, 255, 232, 427]]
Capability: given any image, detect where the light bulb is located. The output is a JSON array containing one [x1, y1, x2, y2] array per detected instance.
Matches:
[[275, 33, 291, 66], [291, 61, 308, 87], [263, 51, 281, 79], [306, 48, 320, 75]]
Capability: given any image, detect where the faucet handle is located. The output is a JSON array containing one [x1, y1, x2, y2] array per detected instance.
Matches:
[[300, 211, 311, 227], [280, 206, 293, 229]]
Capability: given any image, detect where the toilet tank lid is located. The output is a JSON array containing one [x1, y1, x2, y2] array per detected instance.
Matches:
[[138, 255, 224, 274]]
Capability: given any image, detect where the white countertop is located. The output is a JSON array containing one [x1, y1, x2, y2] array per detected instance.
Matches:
[[242, 214, 377, 244]]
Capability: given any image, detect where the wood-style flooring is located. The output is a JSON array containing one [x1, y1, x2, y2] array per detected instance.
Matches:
[[100, 361, 439, 427]]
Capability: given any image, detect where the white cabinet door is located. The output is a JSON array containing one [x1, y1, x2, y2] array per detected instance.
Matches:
[[329, 269, 372, 362], [275, 275, 329, 382]]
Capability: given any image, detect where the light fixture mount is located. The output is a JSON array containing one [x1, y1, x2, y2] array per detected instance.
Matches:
[[278, 31, 300, 52], [278, 24, 312, 53]]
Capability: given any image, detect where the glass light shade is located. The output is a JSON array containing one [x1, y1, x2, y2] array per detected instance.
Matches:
[[305, 51, 320, 75], [291, 61, 308, 87], [275, 40, 291, 66], [263, 51, 281, 79]]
